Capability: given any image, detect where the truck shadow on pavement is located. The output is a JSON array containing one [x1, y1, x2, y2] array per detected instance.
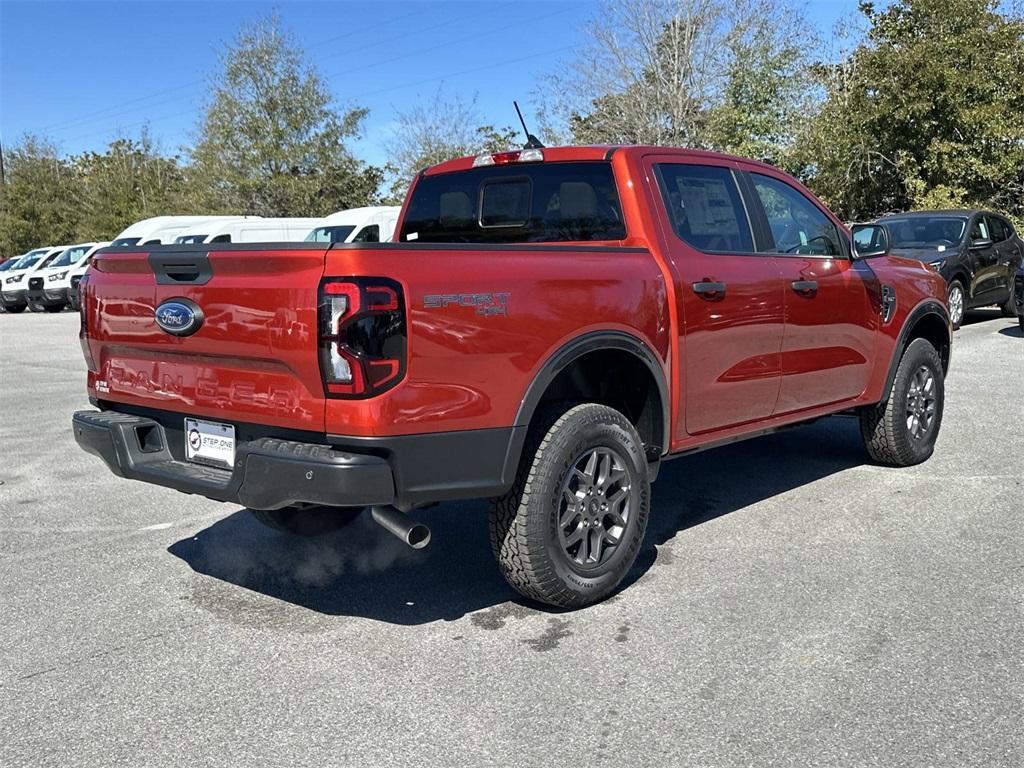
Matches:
[[169, 417, 866, 625]]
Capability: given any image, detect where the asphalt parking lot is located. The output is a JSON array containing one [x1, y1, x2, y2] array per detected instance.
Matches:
[[1, 310, 1021, 768]]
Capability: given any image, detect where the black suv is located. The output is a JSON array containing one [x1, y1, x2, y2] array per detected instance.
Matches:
[[876, 210, 1023, 329]]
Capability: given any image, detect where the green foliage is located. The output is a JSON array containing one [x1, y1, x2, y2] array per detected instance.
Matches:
[[73, 132, 189, 241], [792, 0, 1024, 221], [0, 136, 81, 256], [188, 14, 382, 217]]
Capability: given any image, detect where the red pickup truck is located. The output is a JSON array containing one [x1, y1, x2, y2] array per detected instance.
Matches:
[[73, 145, 951, 608]]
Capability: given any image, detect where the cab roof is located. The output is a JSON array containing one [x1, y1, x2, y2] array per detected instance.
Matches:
[[422, 144, 783, 176]]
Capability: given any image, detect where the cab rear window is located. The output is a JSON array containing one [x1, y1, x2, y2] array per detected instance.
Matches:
[[400, 162, 626, 243]]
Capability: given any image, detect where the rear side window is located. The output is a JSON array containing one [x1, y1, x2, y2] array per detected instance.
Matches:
[[210, 234, 231, 243], [654, 164, 754, 252], [400, 162, 626, 243], [751, 173, 841, 256]]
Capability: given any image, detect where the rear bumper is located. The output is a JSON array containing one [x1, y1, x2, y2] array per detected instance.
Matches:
[[72, 410, 395, 510], [72, 406, 525, 510]]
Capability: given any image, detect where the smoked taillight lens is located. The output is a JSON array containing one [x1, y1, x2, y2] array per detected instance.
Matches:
[[318, 277, 406, 398]]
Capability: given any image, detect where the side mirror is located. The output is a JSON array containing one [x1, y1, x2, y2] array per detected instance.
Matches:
[[851, 223, 889, 260], [969, 237, 993, 250]]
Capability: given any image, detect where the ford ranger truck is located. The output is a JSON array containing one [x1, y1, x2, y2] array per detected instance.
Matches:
[[73, 145, 951, 608]]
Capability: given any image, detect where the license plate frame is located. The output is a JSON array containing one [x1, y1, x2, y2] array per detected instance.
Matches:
[[184, 418, 236, 468]]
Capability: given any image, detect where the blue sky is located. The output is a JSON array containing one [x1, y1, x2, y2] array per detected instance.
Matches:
[[1, 0, 859, 168]]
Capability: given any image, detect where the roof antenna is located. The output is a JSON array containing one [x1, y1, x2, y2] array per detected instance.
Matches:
[[514, 101, 545, 149]]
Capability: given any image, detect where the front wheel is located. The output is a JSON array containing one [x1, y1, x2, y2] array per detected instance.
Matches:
[[947, 280, 965, 330], [4, 304, 26, 314], [1000, 288, 1017, 318], [489, 403, 650, 608], [43, 303, 65, 313], [250, 505, 364, 536], [858, 338, 944, 467]]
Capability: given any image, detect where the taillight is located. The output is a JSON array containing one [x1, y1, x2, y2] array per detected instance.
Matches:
[[78, 273, 97, 371], [318, 277, 406, 398]]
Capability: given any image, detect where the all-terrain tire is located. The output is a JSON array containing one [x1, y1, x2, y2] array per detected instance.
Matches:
[[858, 338, 944, 467], [489, 403, 650, 608], [250, 505, 364, 536]]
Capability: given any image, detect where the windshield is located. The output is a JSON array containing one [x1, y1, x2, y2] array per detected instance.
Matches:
[[111, 237, 141, 247], [175, 234, 208, 244], [305, 225, 355, 243], [882, 216, 967, 248], [49, 245, 90, 268]]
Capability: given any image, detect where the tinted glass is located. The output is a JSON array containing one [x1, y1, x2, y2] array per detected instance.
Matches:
[[305, 225, 356, 243], [400, 162, 626, 243], [210, 234, 232, 243], [752, 174, 841, 256], [986, 216, 1007, 242], [352, 224, 380, 243], [970, 217, 991, 242], [655, 164, 753, 252], [175, 234, 208, 245], [111, 237, 141, 247]]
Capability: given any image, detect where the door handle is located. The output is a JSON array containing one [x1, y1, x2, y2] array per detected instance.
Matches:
[[692, 281, 727, 299], [791, 279, 818, 296]]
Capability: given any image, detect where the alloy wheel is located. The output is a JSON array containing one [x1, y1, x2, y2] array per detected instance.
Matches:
[[948, 285, 964, 326], [905, 365, 937, 441], [557, 447, 632, 571]]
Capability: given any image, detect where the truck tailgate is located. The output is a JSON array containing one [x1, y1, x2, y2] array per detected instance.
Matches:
[[82, 246, 329, 432]]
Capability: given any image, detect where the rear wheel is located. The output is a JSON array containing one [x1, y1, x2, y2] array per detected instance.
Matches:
[[250, 505, 364, 536], [947, 280, 965, 329], [858, 338, 944, 467], [489, 403, 650, 608]]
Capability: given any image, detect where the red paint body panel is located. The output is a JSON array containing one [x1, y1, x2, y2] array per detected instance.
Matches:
[[81, 145, 947, 458]]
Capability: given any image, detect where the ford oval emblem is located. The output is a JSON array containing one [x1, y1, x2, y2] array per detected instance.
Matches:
[[155, 298, 203, 336]]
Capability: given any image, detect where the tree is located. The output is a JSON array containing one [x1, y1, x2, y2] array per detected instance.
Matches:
[[0, 136, 80, 256], [539, 0, 811, 159], [73, 132, 188, 241], [383, 89, 518, 202], [792, 0, 1024, 221], [189, 14, 382, 217]]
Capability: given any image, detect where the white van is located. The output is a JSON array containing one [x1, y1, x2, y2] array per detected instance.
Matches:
[[1, 245, 66, 313], [26, 241, 111, 312], [174, 217, 321, 244], [304, 206, 400, 243], [110, 216, 249, 247]]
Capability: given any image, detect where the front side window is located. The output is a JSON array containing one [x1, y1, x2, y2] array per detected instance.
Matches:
[[751, 174, 841, 256], [305, 225, 355, 243], [655, 164, 754, 252], [400, 162, 626, 244], [351, 225, 380, 243], [985, 216, 1007, 242], [111, 237, 141, 247], [970, 217, 991, 243], [175, 234, 208, 245]]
